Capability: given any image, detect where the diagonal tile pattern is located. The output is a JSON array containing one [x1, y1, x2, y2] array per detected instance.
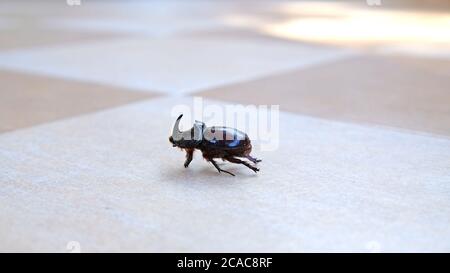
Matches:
[[0, 0, 449, 252], [197, 54, 450, 136], [0, 37, 355, 94], [0, 70, 158, 133]]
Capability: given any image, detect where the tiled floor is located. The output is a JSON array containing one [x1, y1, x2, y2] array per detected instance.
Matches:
[[0, 37, 354, 94], [1, 1, 449, 252], [0, 70, 158, 133], [197, 55, 450, 136]]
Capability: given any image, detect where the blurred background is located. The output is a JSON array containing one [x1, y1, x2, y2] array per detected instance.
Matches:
[[1, 0, 449, 134], [0, 0, 449, 252]]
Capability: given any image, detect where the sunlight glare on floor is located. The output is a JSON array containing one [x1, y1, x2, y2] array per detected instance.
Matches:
[[226, 1, 450, 54]]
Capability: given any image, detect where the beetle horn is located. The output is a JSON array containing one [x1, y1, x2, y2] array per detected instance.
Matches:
[[172, 114, 183, 141]]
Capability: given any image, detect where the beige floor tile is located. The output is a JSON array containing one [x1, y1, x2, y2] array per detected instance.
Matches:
[[196, 55, 450, 136], [0, 14, 123, 51], [181, 28, 334, 49], [0, 70, 159, 133], [0, 27, 122, 51]]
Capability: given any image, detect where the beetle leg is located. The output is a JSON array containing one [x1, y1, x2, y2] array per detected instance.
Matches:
[[184, 149, 194, 168], [210, 159, 235, 176], [226, 157, 259, 173], [245, 155, 262, 164]]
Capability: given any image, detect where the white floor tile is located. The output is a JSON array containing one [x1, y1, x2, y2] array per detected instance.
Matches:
[[0, 37, 355, 94], [1, 97, 449, 252]]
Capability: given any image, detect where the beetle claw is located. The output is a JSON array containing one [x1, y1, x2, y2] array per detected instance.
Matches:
[[220, 170, 235, 176], [210, 159, 235, 176], [245, 155, 262, 164]]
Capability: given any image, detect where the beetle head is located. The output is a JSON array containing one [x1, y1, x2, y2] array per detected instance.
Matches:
[[169, 114, 205, 148]]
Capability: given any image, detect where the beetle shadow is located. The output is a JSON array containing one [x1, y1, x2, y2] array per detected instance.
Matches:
[[159, 162, 259, 184]]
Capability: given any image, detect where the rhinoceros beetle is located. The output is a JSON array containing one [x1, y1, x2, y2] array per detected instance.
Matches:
[[169, 114, 261, 176]]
